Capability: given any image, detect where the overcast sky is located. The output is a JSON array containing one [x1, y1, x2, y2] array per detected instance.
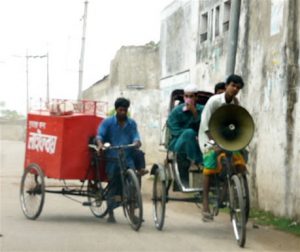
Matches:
[[0, 0, 173, 114]]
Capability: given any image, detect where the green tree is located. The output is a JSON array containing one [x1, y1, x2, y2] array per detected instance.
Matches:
[[0, 101, 25, 120]]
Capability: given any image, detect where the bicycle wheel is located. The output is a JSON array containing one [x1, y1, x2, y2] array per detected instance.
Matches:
[[241, 174, 250, 223], [87, 180, 108, 218], [210, 174, 221, 217], [229, 174, 246, 247], [20, 163, 45, 220], [152, 168, 166, 230], [123, 169, 143, 231]]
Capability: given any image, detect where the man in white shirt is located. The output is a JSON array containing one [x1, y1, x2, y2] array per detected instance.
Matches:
[[199, 74, 246, 221]]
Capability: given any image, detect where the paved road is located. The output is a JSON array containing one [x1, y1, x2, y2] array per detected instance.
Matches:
[[1, 140, 299, 251]]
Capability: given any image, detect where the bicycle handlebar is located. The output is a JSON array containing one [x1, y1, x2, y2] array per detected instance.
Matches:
[[88, 143, 137, 152], [104, 143, 137, 150]]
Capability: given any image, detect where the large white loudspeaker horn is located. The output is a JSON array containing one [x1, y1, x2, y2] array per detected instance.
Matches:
[[208, 104, 255, 151]]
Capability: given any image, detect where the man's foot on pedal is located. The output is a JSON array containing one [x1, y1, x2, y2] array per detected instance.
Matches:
[[131, 215, 143, 224], [107, 213, 116, 223], [189, 163, 203, 172], [202, 211, 214, 222], [137, 169, 149, 176]]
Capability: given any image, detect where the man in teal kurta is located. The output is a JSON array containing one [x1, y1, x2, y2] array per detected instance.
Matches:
[[167, 84, 204, 186]]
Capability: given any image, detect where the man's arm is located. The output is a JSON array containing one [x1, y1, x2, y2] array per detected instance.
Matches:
[[133, 140, 141, 148], [96, 119, 109, 151], [202, 99, 222, 151], [205, 130, 214, 141], [167, 106, 185, 137], [199, 97, 216, 151], [96, 139, 104, 150], [130, 119, 142, 148]]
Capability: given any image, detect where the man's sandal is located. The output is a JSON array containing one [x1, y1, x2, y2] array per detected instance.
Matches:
[[137, 169, 149, 176], [202, 211, 214, 222]]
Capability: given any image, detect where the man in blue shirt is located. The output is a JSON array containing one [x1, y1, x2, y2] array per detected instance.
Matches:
[[96, 97, 144, 223]]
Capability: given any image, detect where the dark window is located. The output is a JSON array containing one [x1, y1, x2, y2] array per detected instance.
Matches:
[[200, 12, 208, 42], [223, 0, 231, 32]]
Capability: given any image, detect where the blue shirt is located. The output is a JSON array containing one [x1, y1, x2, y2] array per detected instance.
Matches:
[[96, 115, 140, 170]]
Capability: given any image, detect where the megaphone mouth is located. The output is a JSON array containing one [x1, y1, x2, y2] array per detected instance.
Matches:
[[208, 104, 255, 151], [228, 124, 235, 130], [220, 123, 240, 141]]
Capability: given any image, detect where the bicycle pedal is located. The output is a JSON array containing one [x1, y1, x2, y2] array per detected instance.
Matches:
[[82, 201, 92, 206]]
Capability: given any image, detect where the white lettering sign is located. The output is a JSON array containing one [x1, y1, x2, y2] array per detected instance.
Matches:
[[29, 121, 46, 129], [27, 129, 58, 154]]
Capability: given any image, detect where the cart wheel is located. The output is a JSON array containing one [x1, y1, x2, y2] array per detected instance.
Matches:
[[152, 168, 166, 230], [20, 163, 45, 220], [87, 180, 108, 218], [229, 174, 246, 247], [123, 169, 143, 231]]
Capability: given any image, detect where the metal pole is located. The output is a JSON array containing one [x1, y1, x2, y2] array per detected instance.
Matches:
[[78, 1, 88, 100], [25, 53, 48, 113], [46, 52, 49, 104], [26, 51, 29, 114], [225, 0, 241, 76]]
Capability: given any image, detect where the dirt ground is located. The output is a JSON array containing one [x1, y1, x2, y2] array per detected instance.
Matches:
[[1, 140, 300, 251]]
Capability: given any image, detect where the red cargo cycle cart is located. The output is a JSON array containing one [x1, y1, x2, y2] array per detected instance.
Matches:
[[19, 99, 143, 231]]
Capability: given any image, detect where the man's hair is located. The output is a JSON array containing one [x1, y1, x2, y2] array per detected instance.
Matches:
[[214, 82, 226, 93], [225, 74, 244, 89], [114, 97, 130, 109]]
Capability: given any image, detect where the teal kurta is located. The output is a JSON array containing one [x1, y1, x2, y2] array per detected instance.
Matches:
[[167, 103, 204, 164]]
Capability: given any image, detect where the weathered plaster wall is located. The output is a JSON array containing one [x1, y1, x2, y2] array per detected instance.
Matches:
[[110, 43, 160, 90], [236, 0, 300, 219], [289, 0, 300, 220], [195, 0, 229, 91], [82, 76, 110, 101], [161, 0, 300, 219], [160, 0, 196, 78]]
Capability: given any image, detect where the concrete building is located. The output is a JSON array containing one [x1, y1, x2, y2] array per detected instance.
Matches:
[[83, 42, 164, 163], [160, 0, 300, 219]]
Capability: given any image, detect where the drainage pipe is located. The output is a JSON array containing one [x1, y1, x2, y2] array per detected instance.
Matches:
[[226, 0, 241, 75]]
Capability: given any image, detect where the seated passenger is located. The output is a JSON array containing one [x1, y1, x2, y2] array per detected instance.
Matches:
[[167, 84, 204, 186], [214, 82, 226, 94]]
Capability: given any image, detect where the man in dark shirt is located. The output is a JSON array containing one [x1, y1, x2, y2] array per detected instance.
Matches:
[[167, 84, 204, 186]]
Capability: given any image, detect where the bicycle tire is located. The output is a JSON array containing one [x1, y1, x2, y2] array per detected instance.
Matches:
[[211, 174, 221, 217], [20, 163, 45, 220], [87, 180, 109, 218], [152, 168, 166, 230], [123, 169, 143, 231], [229, 174, 246, 247], [241, 174, 250, 223]]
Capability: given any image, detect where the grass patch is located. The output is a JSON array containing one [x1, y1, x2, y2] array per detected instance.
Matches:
[[250, 208, 300, 236], [219, 207, 300, 236], [146, 175, 300, 236]]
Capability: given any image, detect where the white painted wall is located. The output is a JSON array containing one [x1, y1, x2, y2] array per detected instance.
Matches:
[[161, 0, 300, 219]]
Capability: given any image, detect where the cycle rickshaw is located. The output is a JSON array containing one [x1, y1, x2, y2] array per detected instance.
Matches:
[[20, 99, 143, 231], [151, 90, 254, 247]]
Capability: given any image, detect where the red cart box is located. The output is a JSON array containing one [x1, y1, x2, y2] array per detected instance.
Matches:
[[24, 112, 106, 180]]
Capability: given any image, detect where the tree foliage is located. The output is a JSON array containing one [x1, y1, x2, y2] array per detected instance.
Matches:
[[0, 101, 25, 120]]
